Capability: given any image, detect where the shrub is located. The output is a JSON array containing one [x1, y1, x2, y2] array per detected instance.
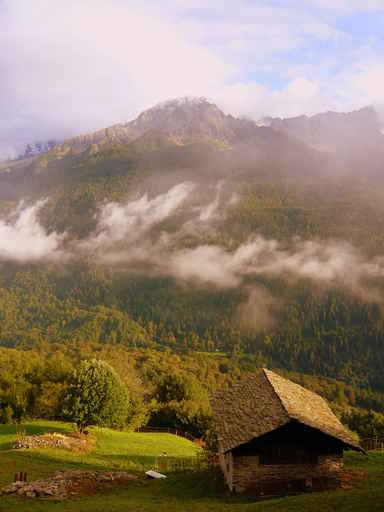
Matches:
[[0, 405, 14, 424]]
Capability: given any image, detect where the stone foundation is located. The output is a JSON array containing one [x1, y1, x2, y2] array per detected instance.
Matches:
[[232, 454, 343, 495]]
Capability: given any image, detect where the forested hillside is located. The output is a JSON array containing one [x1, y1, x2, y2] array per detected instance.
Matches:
[[1, 98, 384, 420]]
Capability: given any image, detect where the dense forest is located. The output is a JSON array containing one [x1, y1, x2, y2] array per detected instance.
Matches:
[[0, 262, 384, 403]]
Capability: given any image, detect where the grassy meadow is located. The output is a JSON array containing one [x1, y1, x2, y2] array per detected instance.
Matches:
[[0, 421, 384, 512]]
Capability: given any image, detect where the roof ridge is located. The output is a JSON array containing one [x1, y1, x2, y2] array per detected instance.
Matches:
[[262, 368, 291, 420], [211, 368, 362, 453], [263, 368, 362, 452]]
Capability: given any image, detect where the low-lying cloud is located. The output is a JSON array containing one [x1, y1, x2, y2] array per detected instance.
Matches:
[[166, 237, 384, 301], [80, 182, 196, 263], [81, 182, 384, 304], [3, 183, 384, 309], [199, 182, 222, 222], [236, 286, 280, 331], [0, 201, 64, 262]]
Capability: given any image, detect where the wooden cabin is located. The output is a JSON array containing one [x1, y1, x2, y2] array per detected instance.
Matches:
[[210, 369, 363, 496]]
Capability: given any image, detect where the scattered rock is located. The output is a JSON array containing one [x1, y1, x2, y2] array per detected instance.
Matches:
[[1, 470, 139, 500], [13, 432, 92, 451]]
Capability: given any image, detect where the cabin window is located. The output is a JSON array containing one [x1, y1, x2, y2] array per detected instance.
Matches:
[[259, 445, 317, 465]]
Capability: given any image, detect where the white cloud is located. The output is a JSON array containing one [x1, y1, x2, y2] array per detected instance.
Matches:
[[165, 235, 384, 302], [349, 66, 384, 105], [0, 201, 64, 262], [83, 182, 196, 259], [199, 182, 222, 222], [285, 78, 319, 99], [214, 50, 384, 121], [1, 184, 384, 306], [214, 78, 333, 120], [78, 183, 384, 303], [1, 0, 384, 157], [303, 0, 384, 11], [0, 0, 233, 157]]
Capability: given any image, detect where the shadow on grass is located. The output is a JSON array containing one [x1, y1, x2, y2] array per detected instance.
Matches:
[[1, 457, 384, 512], [0, 449, 158, 474]]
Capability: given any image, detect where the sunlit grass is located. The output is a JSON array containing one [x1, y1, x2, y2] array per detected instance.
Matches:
[[0, 421, 383, 512]]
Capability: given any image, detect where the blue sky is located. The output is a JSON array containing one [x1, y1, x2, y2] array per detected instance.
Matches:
[[1, 0, 384, 157]]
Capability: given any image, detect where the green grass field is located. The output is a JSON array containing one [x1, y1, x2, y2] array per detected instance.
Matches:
[[0, 421, 384, 512]]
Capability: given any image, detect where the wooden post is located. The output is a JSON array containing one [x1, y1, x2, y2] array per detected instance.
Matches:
[[228, 452, 233, 493], [218, 442, 231, 490]]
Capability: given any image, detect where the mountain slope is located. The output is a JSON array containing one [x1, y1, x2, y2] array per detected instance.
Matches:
[[0, 98, 384, 401], [0, 97, 326, 208]]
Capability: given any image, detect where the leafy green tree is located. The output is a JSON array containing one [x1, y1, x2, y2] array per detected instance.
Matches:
[[34, 382, 67, 419], [153, 373, 195, 403], [342, 409, 384, 439], [149, 373, 212, 438], [63, 359, 128, 432]]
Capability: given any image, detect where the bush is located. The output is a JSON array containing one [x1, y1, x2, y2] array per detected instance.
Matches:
[[34, 382, 67, 419], [0, 405, 14, 424], [126, 395, 149, 430]]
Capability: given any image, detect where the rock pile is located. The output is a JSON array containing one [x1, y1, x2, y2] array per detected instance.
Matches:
[[13, 432, 89, 451], [1, 470, 139, 499]]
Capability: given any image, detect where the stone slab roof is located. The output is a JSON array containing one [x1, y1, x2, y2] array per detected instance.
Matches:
[[210, 369, 362, 453]]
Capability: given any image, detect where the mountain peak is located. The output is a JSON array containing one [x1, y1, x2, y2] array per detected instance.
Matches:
[[130, 96, 232, 140], [151, 96, 211, 110], [133, 96, 225, 125], [50, 97, 261, 157]]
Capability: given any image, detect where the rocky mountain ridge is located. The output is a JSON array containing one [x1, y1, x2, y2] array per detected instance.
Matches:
[[8, 99, 383, 164], [52, 97, 266, 157], [260, 106, 383, 151]]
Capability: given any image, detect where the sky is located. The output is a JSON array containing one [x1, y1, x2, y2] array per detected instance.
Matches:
[[1, 0, 384, 157]]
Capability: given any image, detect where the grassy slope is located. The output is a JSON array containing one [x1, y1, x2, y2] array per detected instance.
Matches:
[[0, 421, 383, 512]]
